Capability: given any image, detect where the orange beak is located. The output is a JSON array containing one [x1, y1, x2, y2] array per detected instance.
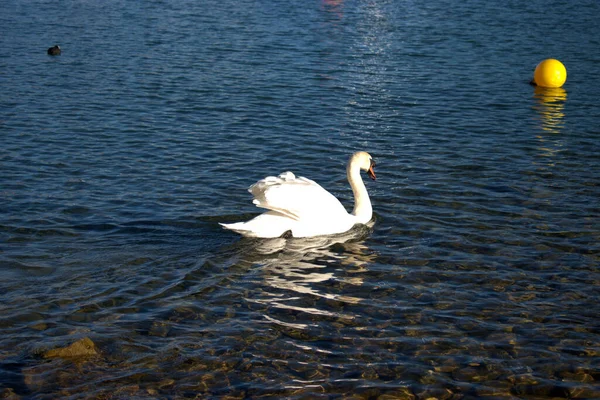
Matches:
[[367, 160, 376, 180]]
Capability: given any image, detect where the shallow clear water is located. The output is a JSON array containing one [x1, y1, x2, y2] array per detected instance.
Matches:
[[1, 0, 599, 398]]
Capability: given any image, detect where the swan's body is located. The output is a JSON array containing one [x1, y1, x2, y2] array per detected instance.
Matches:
[[220, 151, 376, 238]]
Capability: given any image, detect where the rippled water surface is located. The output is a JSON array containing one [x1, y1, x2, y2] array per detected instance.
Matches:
[[2, 0, 600, 398]]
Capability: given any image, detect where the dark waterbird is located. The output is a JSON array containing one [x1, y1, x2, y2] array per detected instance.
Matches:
[[47, 45, 61, 55]]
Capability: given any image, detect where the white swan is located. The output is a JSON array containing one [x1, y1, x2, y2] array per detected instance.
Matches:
[[220, 151, 376, 238]]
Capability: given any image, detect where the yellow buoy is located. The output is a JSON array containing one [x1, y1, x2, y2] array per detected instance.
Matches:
[[532, 59, 567, 88]]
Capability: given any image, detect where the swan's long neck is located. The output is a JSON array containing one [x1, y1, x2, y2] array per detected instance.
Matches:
[[347, 162, 372, 224]]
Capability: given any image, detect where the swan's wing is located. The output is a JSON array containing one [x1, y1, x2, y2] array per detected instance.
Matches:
[[249, 172, 347, 221]]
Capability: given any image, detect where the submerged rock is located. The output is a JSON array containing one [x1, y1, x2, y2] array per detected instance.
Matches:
[[0, 387, 20, 399], [42, 337, 98, 359]]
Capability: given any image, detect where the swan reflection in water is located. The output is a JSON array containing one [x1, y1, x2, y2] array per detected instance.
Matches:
[[231, 223, 377, 328]]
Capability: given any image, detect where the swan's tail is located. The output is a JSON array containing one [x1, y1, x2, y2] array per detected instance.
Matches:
[[219, 212, 294, 238], [219, 222, 257, 237]]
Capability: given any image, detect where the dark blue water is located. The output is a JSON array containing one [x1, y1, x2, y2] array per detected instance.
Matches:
[[1, 0, 599, 398]]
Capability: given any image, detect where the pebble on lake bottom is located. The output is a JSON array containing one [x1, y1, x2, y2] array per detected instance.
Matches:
[[42, 337, 98, 359]]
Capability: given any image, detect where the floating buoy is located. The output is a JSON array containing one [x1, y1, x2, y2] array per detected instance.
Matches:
[[531, 59, 566, 88]]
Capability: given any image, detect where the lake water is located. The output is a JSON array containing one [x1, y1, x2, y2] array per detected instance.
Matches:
[[1, 0, 599, 398]]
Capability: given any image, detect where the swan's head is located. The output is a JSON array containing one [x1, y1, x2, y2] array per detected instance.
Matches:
[[350, 151, 376, 180]]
